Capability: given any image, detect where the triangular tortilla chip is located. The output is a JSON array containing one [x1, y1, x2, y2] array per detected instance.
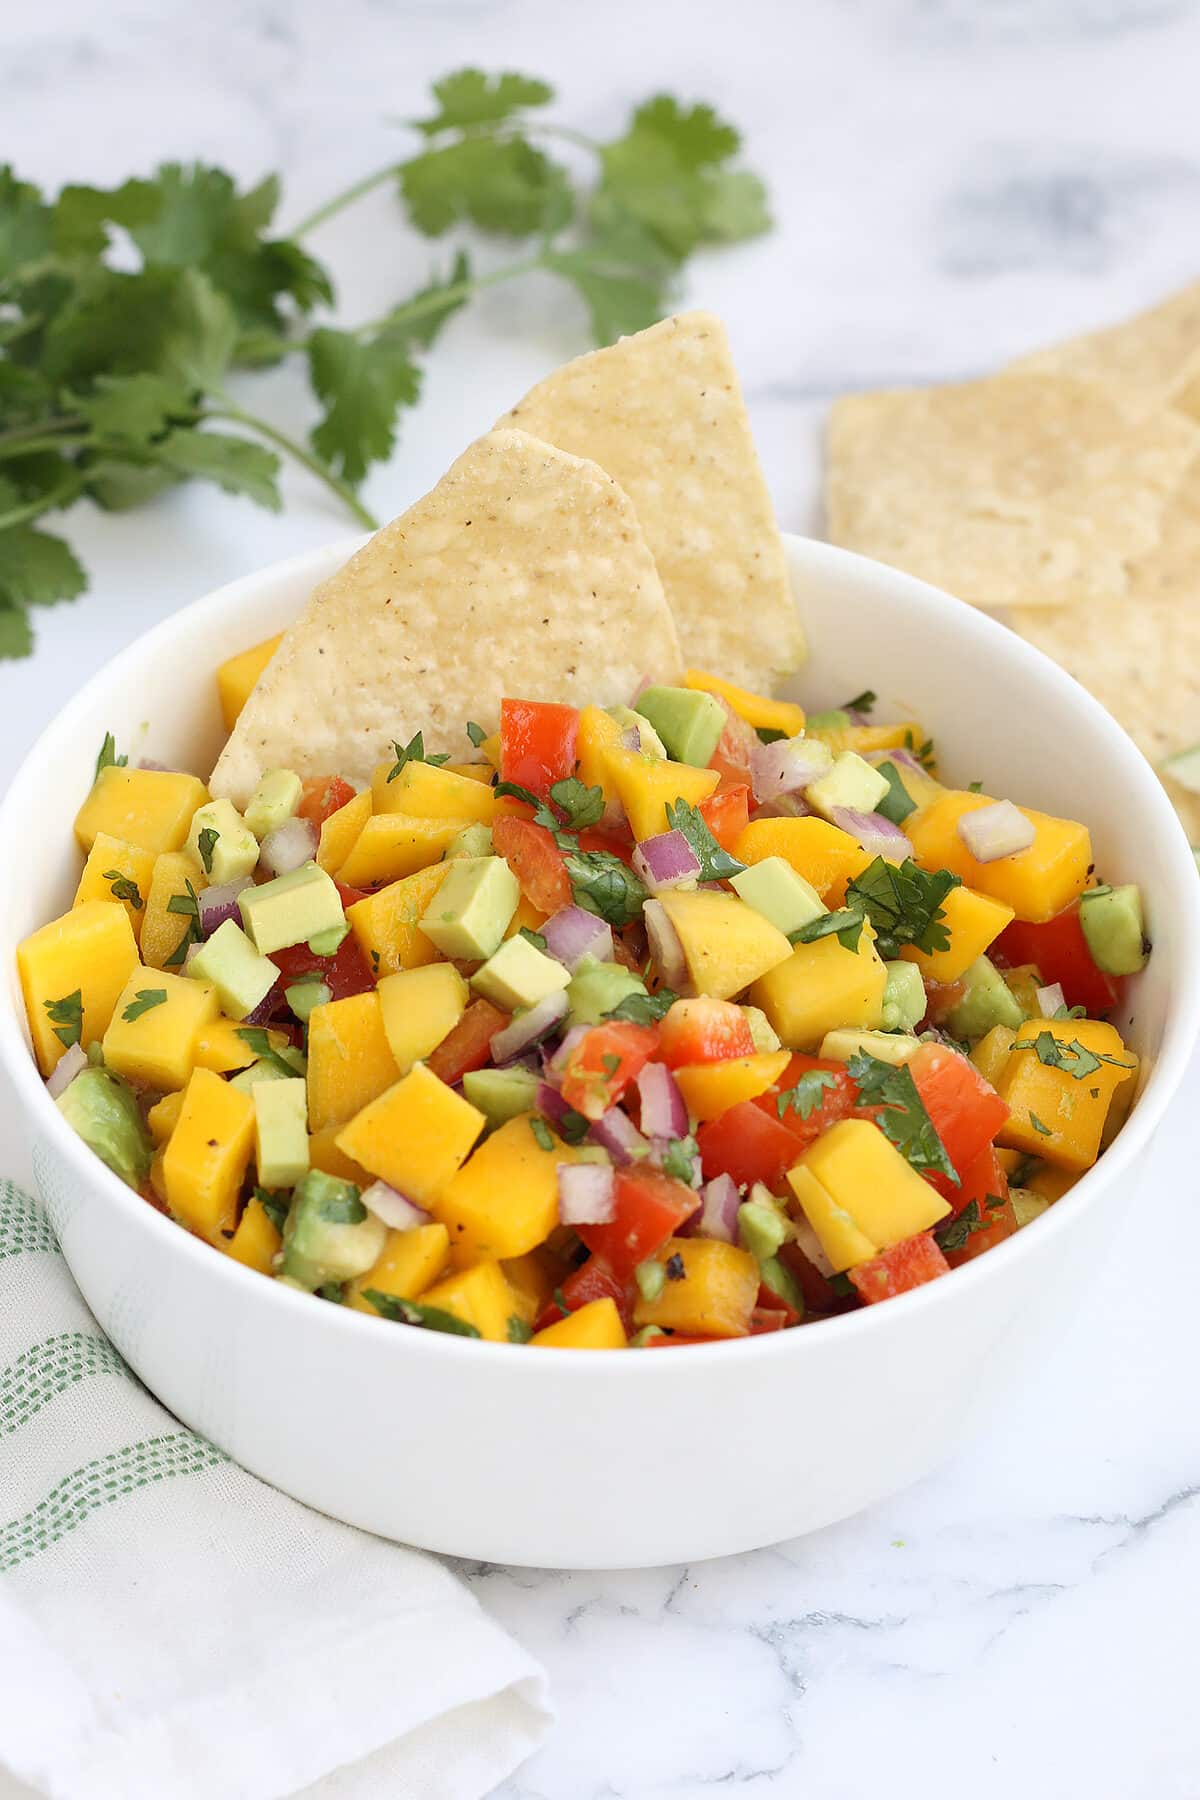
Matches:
[[1008, 282, 1200, 412], [209, 428, 683, 805], [499, 311, 803, 688]]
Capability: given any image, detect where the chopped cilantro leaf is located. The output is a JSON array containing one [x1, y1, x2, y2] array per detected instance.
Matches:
[[1029, 1111, 1051, 1136], [847, 1050, 958, 1183], [506, 1313, 533, 1342], [934, 1198, 991, 1252], [552, 1286, 570, 1316], [1012, 1030, 1134, 1082], [530, 1116, 555, 1152], [777, 1068, 839, 1121], [102, 869, 143, 909], [363, 1291, 481, 1335], [840, 689, 876, 714], [93, 732, 127, 781], [253, 1186, 290, 1233], [196, 826, 219, 874], [387, 730, 450, 780], [163, 879, 202, 968], [43, 989, 84, 1050], [548, 776, 605, 832], [664, 797, 745, 882], [659, 1135, 699, 1184], [967, 780, 983, 794], [519, 926, 548, 952], [465, 720, 487, 748], [600, 1053, 621, 1078], [789, 907, 865, 952], [845, 857, 961, 961], [234, 1027, 297, 1079], [555, 1106, 591, 1145], [493, 779, 541, 809], [874, 761, 916, 826], [1052, 1003, 1088, 1020], [605, 988, 677, 1025], [756, 727, 786, 744], [562, 845, 647, 927], [121, 987, 167, 1023]]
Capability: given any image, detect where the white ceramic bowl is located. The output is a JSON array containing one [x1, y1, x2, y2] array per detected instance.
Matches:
[[2, 536, 1196, 1569]]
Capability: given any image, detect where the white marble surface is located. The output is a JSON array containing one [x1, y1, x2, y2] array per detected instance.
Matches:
[[3, 2, 1199, 1795]]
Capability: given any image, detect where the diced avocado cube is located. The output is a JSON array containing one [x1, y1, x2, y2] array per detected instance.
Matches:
[[285, 978, 331, 1022], [446, 823, 493, 861], [253, 1077, 309, 1188], [244, 768, 302, 840], [806, 751, 890, 822], [881, 959, 927, 1032], [239, 862, 345, 956], [731, 856, 826, 936], [472, 935, 570, 1011], [307, 921, 349, 957], [741, 1004, 781, 1053], [758, 1254, 805, 1316], [462, 1066, 541, 1129], [566, 955, 647, 1027], [188, 919, 277, 1020], [947, 956, 1026, 1039], [1010, 1188, 1052, 1229], [57, 1067, 152, 1190], [820, 1027, 920, 1065], [633, 685, 726, 768], [280, 1169, 386, 1291], [1079, 883, 1148, 975], [806, 708, 852, 732], [738, 1193, 789, 1262], [418, 856, 520, 961], [607, 703, 666, 759], [229, 1055, 297, 1093], [187, 798, 259, 885]]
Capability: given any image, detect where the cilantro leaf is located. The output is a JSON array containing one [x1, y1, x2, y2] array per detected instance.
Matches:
[[43, 989, 83, 1050], [94, 731, 127, 780], [664, 797, 745, 882], [847, 1051, 958, 1184], [874, 761, 916, 826], [73, 371, 197, 444], [789, 907, 865, 953], [554, 1106, 591, 1146], [121, 987, 167, 1023], [307, 327, 421, 486], [529, 1117, 555, 1152], [845, 858, 961, 961], [493, 780, 541, 809], [605, 988, 677, 1025], [562, 845, 647, 928], [234, 1027, 297, 1080], [1012, 1031, 1134, 1082], [387, 730, 451, 780], [400, 136, 571, 238], [163, 879, 201, 966], [935, 1199, 991, 1253], [363, 1290, 482, 1336], [372, 251, 474, 355], [548, 777, 605, 832], [1029, 1111, 1051, 1136], [0, 522, 86, 614], [840, 690, 877, 714], [541, 239, 667, 342], [517, 928, 548, 953], [102, 869, 143, 909], [659, 1135, 699, 1185], [466, 720, 487, 749], [506, 1313, 534, 1343], [196, 827, 219, 875], [149, 427, 282, 510], [776, 1068, 839, 1121], [254, 1187, 290, 1233], [414, 69, 555, 135]]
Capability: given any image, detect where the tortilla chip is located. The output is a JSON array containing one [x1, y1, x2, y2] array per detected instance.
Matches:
[[1008, 282, 1200, 411], [825, 373, 1200, 610], [209, 428, 683, 806], [499, 311, 803, 688]]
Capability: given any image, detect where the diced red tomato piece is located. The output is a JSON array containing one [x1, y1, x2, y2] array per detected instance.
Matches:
[[559, 1022, 659, 1121], [937, 1146, 1016, 1266], [492, 815, 572, 914], [697, 1101, 802, 1191], [777, 1240, 854, 1316], [906, 1042, 1009, 1196], [708, 705, 758, 789], [297, 775, 356, 829], [534, 1255, 636, 1332], [577, 1166, 699, 1278], [270, 932, 376, 1001], [699, 784, 750, 853], [748, 1306, 790, 1333], [848, 1234, 950, 1303], [943, 1197, 1018, 1268], [944, 1142, 1008, 1219], [994, 903, 1123, 1015], [921, 979, 966, 1027], [756, 1053, 858, 1153], [500, 698, 579, 799], [425, 998, 510, 1084], [577, 826, 635, 865], [333, 881, 370, 910], [658, 997, 756, 1068], [753, 1281, 800, 1327]]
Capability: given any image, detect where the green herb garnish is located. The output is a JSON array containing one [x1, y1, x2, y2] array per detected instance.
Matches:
[[43, 989, 83, 1050], [664, 797, 746, 882], [196, 826, 219, 874], [789, 907, 865, 952], [163, 879, 202, 967], [93, 733, 128, 780], [548, 776, 606, 832], [845, 858, 961, 961], [1029, 1111, 1052, 1136], [1012, 1030, 1134, 1082], [253, 1186, 290, 1233], [659, 1135, 699, 1184], [121, 987, 167, 1023], [103, 869, 143, 909], [840, 689, 876, 714], [562, 845, 648, 928], [506, 1314, 533, 1343], [776, 1068, 840, 1121], [465, 720, 487, 749], [387, 730, 450, 780], [529, 1117, 555, 1152], [518, 926, 549, 952], [874, 761, 916, 826], [847, 1051, 958, 1184], [604, 988, 677, 1025], [363, 1291, 481, 1336], [234, 1027, 298, 1079]]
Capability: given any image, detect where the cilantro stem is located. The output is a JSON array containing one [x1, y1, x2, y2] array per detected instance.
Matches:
[[0, 473, 82, 531], [0, 429, 90, 463], [351, 254, 545, 341], [0, 415, 86, 451], [291, 164, 403, 238], [210, 404, 379, 530]]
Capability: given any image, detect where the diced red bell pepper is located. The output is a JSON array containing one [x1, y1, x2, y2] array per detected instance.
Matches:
[[748, 1306, 790, 1334], [708, 706, 758, 789], [500, 698, 580, 799], [937, 1146, 1016, 1266], [534, 1255, 636, 1332], [297, 775, 356, 829], [492, 815, 572, 914], [942, 1195, 1018, 1269], [753, 1281, 800, 1327], [699, 784, 750, 853], [696, 1100, 802, 1191], [270, 932, 376, 1001], [658, 997, 756, 1068], [944, 1142, 1009, 1219], [848, 1234, 950, 1304], [425, 998, 510, 1084], [577, 826, 636, 865], [577, 1166, 699, 1278], [333, 881, 370, 910], [559, 1021, 659, 1121], [756, 1053, 859, 1153], [906, 1042, 1009, 1195], [994, 902, 1122, 1015]]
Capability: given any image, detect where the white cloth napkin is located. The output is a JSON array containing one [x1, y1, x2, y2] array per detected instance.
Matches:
[[0, 1180, 551, 1800]]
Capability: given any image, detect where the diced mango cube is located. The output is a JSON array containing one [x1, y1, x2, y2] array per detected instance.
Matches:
[[18, 900, 139, 1075], [995, 1017, 1135, 1171], [444, 763, 494, 785], [576, 705, 625, 807], [786, 1118, 951, 1271], [600, 745, 719, 842], [306, 991, 399, 1131], [162, 1066, 256, 1244], [224, 1193, 283, 1275], [684, 669, 806, 737], [500, 1250, 558, 1324], [733, 816, 872, 906], [372, 760, 496, 824], [147, 1089, 184, 1144], [532, 1296, 627, 1348], [345, 863, 449, 978], [504, 893, 551, 940], [419, 1260, 519, 1341], [431, 1114, 571, 1261], [632, 1237, 759, 1338], [216, 633, 282, 732], [377, 964, 469, 1074], [805, 719, 928, 759], [335, 815, 462, 889], [316, 788, 372, 874], [899, 883, 1014, 984], [307, 1125, 372, 1188], [654, 890, 792, 1000], [346, 1223, 451, 1313], [74, 766, 210, 855], [102, 965, 218, 1090], [674, 1050, 791, 1121], [971, 1024, 1018, 1088], [906, 790, 1090, 923], [1026, 1163, 1078, 1201], [751, 929, 887, 1050], [73, 833, 156, 945], [194, 1016, 290, 1075], [140, 852, 207, 971], [335, 1063, 485, 1203]]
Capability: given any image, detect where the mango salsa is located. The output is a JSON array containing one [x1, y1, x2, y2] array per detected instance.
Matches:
[[995, 1017, 1136, 1171], [18, 900, 139, 1075], [216, 633, 282, 732], [906, 790, 1090, 923], [335, 1063, 485, 1203], [306, 991, 399, 1132], [162, 1067, 255, 1244], [102, 966, 218, 1090], [73, 834, 156, 945], [74, 766, 209, 856]]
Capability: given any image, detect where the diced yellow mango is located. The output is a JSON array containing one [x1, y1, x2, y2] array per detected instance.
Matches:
[[971, 1024, 1018, 1088], [632, 1237, 759, 1338], [600, 745, 719, 842], [102, 965, 218, 1090], [149, 1150, 168, 1206], [335, 814, 462, 889], [684, 669, 806, 737], [335, 1063, 485, 1203], [674, 1050, 791, 1121], [1026, 1163, 1078, 1201], [419, 1260, 518, 1342], [146, 1089, 183, 1144], [906, 790, 1090, 923], [377, 963, 468, 1074], [443, 763, 493, 785], [532, 1296, 627, 1348], [18, 900, 140, 1075], [346, 1223, 451, 1313], [899, 883, 1014, 984], [751, 929, 887, 1050], [734, 816, 872, 906], [787, 1118, 951, 1271], [224, 1193, 282, 1275], [372, 760, 496, 824], [317, 789, 371, 874], [996, 1017, 1135, 1171], [655, 890, 792, 1000], [478, 731, 502, 770], [306, 991, 399, 1131], [885, 758, 946, 813], [345, 863, 448, 978], [806, 719, 929, 760], [576, 705, 625, 807], [500, 1250, 558, 1324], [307, 1125, 373, 1188], [1101, 1051, 1140, 1149], [140, 852, 208, 971], [162, 1066, 256, 1244], [75, 766, 210, 855], [193, 1017, 292, 1075], [504, 894, 551, 940], [216, 633, 282, 732], [431, 1113, 571, 1261], [73, 833, 156, 945]]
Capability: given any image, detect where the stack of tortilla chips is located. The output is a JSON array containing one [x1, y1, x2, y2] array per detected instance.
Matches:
[[824, 284, 1200, 840]]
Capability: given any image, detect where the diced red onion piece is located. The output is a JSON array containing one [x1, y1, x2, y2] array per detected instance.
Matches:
[[643, 899, 688, 991], [199, 876, 255, 937], [631, 830, 701, 895], [361, 1181, 430, 1231], [698, 1173, 741, 1242], [636, 1061, 689, 1140], [241, 979, 284, 1026], [547, 1024, 590, 1074], [752, 793, 811, 820], [536, 1081, 573, 1126], [957, 800, 1035, 863], [1036, 981, 1066, 1018], [47, 1042, 87, 1100], [542, 905, 614, 971], [136, 757, 173, 772], [712, 695, 761, 769], [558, 1161, 616, 1226], [749, 736, 832, 804], [588, 1105, 648, 1164], [791, 1215, 835, 1277], [258, 816, 318, 877], [490, 990, 569, 1064], [830, 807, 912, 862], [863, 747, 923, 774], [620, 726, 642, 752]]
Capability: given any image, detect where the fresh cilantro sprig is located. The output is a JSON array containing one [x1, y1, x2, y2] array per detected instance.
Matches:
[[605, 987, 677, 1025], [847, 1050, 959, 1185], [103, 869, 143, 909], [363, 1290, 482, 1336], [121, 988, 167, 1023], [387, 730, 450, 780], [845, 858, 961, 961], [1012, 1031, 1134, 1082], [789, 907, 865, 952], [235, 1026, 298, 1079], [776, 1068, 840, 1121], [496, 775, 647, 925], [664, 797, 745, 882], [43, 990, 83, 1050]]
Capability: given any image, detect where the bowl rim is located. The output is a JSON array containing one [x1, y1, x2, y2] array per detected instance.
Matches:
[[3, 532, 1197, 1370]]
